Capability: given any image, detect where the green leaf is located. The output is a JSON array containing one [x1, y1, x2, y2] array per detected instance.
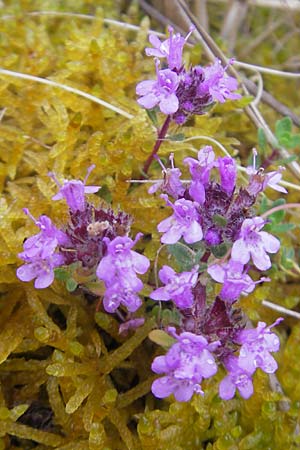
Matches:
[[277, 132, 292, 147], [259, 196, 269, 214], [148, 329, 176, 349], [275, 117, 292, 139], [54, 267, 70, 281], [257, 128, 267, 154], [167, 133, 185, 142], [289, 134, 300, 149], [270, 223, 295, 233], [260, 198, 286, 223], [211, 243, 228, 258], [146, 108, 158, 127], [167, 243, 195, 271], [66, 278, 78, 292], [281, 247, 295, 270], [212, 214, 227, 227], [268, 198, 286, 223]]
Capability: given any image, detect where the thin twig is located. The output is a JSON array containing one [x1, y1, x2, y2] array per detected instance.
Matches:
[[261, 203, 300, 219], [193, 0, 209, 32], [262, 300, 300, 320], [0, 68, 134, 119], [209, 0, 300, 11], [235, 60, 300, 78], [221, 0, 249, 52], [0, 10, 165, 37], [250, 72, 264, 107], [242, 78, 300, 127]]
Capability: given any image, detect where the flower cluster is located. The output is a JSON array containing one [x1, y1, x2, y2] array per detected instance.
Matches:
[[147, 144, 284, 402], [17, 209, 69, 288], [136, 27, 241, 124], [17, 167, 149, 317], [96, 234, 150, 313], [152, 327, 219, 401]]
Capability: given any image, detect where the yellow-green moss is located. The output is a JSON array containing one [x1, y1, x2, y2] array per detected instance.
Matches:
[[0, 1, 299, 449]]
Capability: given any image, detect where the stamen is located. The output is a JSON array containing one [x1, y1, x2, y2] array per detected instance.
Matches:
[[84, 164, 96, 185]]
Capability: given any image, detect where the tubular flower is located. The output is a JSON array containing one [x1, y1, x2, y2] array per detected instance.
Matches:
[[235, 318, 283, 374], [136, 60, 179, 114], [231, 217, 280, 271], [49, 165, 100, 212], [150, 265, 199, 309], [145, 26, 194, 71], [157, 195, 203, 244], [151, 328, 219, 402]]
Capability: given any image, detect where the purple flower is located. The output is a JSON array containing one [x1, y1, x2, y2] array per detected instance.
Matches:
[[96, 234, 149, 313], [19, 209, 69, 260], [217, 156, 237, 195], [96, 234, 150, 288], [157, 195, 203, 244], [246, 149, 287, 195], [231, 217, 280, 271], [145, 26, 194, 70], [102, 281, 142, 313], [150, 265, 198, 309], [219, 356, 254, 400], [16, 253, 64, 289], [235, 318, 283, 374], [151, 328, 219, 401], [184, 146, 216, 204], [148, 154, 185, 199], [198, 59, 241, 103], [49, 165, 100, 212], [119, 318, 145, 335], [172, 66, 213, 124], [136, 60, 179, 114], [207, 259, 268, 303], [263, 168, 287, 193]]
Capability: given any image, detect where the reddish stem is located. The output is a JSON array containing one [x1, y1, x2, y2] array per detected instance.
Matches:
[[142, 115, 171, 175], [261, 202, 300, 219]]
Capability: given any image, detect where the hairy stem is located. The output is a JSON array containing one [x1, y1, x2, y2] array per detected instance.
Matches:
[[143, 115, 171, 174], [261, 203, 300, 219]]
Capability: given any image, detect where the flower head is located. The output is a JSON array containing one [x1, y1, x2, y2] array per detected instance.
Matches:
[[148, 154, 185, 199], [219, 356, 254, 400], [96, 234, 149, 289], [157, 195, 203, 244], [145, 26, 194, 71], [19, 209, 69, 260], [217, 156, 237, 196], [198, 58, 241, 103], [184, 146, 216, 204], [136, 60, 179, 114], [150, 265, 198, 309], [49, 165, 101, 212], [246, 149, 287, 195], [208, 259, 268, 303], [151, 328, 219, 401], [235, 318, 283, 374], [17, 253, 64, 289], [231, 217, 280, 271]]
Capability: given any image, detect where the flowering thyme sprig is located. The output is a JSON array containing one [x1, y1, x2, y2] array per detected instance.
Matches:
[[148, 143, 285, 402], [137, 28, 241, 173], [16, 169, 150, 319]]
